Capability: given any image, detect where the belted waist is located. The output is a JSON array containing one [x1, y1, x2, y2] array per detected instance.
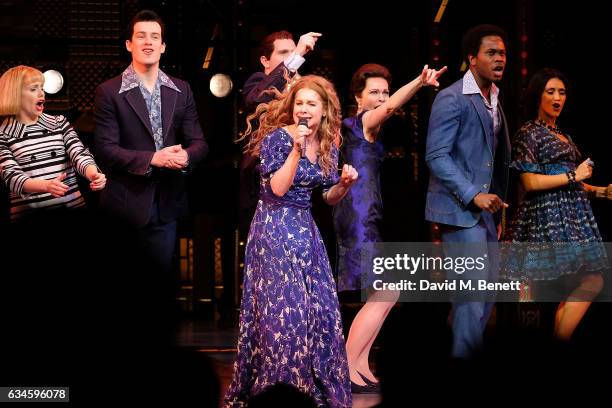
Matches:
[[260, 192, 311, 210], [259, 191, 322, 274]]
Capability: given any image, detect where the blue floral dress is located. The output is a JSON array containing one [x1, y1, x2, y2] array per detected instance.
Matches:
[[333, 112, 385, 291], [503, 121, 608, 280], [224, 128, 351, 407]]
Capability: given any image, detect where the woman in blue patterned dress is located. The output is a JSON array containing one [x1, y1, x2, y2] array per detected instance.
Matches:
[[504, 68, 611, 340], [333, 63, 446, 391], [224, 75, 358, 407]]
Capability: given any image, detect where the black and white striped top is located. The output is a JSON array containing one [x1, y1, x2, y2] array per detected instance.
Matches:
[[0, 113, 97, 221]]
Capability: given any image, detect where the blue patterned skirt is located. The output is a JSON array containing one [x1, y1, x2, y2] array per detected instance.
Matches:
[[224, 197, 351, 407], [503, 187, 608, 280]]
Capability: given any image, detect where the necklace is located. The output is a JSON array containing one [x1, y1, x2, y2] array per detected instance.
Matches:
[[535, 119, 565, 135], [535, 119, 573, 147]]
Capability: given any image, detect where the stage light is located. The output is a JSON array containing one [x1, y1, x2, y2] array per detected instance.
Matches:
[[43, 70, 64, 94], [209, 73, 233, 98]]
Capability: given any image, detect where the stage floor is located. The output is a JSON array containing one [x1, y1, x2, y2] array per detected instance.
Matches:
[[178, 319, 381, 407], [178, 300, 612, 407]]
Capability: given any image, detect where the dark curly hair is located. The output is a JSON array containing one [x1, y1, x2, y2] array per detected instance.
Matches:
[[461, 24, 508, 64]]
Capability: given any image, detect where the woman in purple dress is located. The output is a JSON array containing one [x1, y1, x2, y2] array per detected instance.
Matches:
[[333, 63, 446, 391], [224, 75, 358, 407]]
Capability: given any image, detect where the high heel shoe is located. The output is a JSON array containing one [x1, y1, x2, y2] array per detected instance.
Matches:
[[357, 371, 380, 391], [351, 380, 379, 394]]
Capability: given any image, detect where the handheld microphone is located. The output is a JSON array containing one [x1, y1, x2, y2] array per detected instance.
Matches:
[[297, 118, 309, 158]]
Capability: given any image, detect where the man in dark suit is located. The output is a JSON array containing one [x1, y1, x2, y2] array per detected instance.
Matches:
[[92, 11, 209, 398], [243, 30, 321, 112], [425, 24, 511, 359], [94, 10, 208, 272]]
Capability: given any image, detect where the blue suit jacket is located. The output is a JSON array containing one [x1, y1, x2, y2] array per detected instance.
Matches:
[[425, 78, 510, 228]]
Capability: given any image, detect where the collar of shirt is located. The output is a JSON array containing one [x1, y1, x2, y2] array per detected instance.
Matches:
[[0, 113, 57, 139], [462, 69, 499, 110], [119, 64, 181, 94]]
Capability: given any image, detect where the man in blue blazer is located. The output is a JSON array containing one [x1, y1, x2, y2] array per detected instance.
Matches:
[[425, 25, 511, 359], [94, 10, 208, 271]]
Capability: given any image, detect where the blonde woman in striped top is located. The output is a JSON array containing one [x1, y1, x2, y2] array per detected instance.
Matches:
[[0, 65, 106, 221]]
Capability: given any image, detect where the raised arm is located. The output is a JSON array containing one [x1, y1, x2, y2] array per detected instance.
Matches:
[[362, 65, 447, 132], [323, 164, 358, 205], [269, 127, 308, 197]]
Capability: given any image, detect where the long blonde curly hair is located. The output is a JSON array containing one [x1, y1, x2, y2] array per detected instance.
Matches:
[[239, 75, 342, 177]]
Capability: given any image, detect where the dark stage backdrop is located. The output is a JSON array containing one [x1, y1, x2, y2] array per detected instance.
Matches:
[[1, 0, 610, 302]]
